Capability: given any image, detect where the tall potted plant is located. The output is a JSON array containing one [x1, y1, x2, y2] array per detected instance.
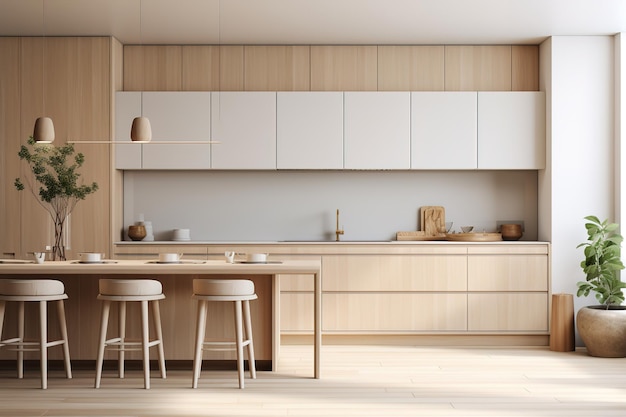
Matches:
[[576, 215, 626, 357], [14, 137, 98, 261]]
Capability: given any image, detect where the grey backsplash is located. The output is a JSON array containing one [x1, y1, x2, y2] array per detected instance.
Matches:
[[123, 170, 538, 242]]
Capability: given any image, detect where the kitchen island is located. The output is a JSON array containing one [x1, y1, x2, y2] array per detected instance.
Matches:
[[0, 259, 322, 378]]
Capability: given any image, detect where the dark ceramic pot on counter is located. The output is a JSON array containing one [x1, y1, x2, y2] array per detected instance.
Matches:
[[500, 224, 523, 241], [128, 224, 147, 241]]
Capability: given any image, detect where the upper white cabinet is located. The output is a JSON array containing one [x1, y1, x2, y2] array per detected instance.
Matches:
[[115, 92, 142, 170], [141, 92, 211, 169], [477, 92, 546, 169], [114, 92, 211, 170], [411, 92, 477, 169], [277, 92, 343, 169], [344, 92, 411, 170], [211, 92, 277, 170]]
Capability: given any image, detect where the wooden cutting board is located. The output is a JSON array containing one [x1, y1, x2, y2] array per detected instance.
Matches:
[[420, 206, 445, 237]]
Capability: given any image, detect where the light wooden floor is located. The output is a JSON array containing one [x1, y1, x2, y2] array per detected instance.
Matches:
[[0, 345, 625, 417]]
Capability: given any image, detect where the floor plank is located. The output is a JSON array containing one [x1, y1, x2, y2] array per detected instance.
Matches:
[[0, 346, 625, 417]]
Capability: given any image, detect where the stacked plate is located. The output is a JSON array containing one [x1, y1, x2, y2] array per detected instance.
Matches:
[[172, 228, 191, 241]]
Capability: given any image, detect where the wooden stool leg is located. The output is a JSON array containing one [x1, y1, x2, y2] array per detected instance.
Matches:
[[243, 300, 256, 379], [56, 299, 72, 379], [140, 300, 150, 389], [192, 300, 208, 389], [39, 300, 48, 390], [234, 300, 244, 389], [151, 300, 166, 379], [17, 301, 24, 379], [95, 300, 111, 388], [0, 300, 5, 343], [118, 301, 126, 379]]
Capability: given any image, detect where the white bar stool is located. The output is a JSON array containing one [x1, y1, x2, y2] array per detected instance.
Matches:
[[94, 279, 166, 389], [192, 279, 257, 389], [0, 279, 72, 389]]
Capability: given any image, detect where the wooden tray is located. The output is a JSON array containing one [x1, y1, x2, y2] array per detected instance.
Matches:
[[396, 231, 446, 241], [445, 232, 502, 242]]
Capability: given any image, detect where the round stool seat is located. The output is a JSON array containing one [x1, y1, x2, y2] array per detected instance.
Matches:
[[99, 279, 162, 297], [193, 279, 255, 298], [0, 279, 65, 297]]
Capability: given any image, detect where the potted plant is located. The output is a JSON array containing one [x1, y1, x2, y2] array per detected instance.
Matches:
[[575, 215, 626, 357], [14, 137, 98, 261]]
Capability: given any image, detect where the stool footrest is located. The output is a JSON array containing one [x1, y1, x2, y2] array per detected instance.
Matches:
[[105, 339, 162, 351], [2, 339, 67, 352], [202, 340, 251, 352]]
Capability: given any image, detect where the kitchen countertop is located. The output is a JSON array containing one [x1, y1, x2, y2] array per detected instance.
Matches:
[[115, 240, 549, 245]]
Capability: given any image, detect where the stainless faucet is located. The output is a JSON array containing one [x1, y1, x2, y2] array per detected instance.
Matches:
[[335, 209, 344, 241]]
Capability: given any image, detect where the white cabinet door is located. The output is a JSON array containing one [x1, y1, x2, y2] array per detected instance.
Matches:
[[477, 92, 546, 169], [115, 92, 142, 170], [411, 92, 477, 169], [277, 92, 343, 169], [211, 92, 277, 170], [344, 92, 410, 170], [141, 92, 211, 169]]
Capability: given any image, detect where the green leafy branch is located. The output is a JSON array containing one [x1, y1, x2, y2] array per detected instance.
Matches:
[[576, 215, 626, 306], [14, 137, 98, 258]]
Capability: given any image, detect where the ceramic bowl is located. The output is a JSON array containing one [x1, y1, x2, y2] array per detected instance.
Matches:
[[461, 226, 474, 233]]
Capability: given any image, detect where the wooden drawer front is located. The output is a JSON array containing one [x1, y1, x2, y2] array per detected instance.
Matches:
[[323, 255, 467, 292], [323, 294, 467, 331], [281, 293, 314, 331], [468, 255, 548, 291], [468, 293, 548, 331]]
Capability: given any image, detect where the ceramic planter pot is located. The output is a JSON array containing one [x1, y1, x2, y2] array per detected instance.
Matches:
[[576, 305, 626, 357]]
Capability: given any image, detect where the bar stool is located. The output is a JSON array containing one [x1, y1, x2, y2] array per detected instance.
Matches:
[[192, 279, 257, 389], [95, 279, 166, 389], [0, 279, 72, 389]]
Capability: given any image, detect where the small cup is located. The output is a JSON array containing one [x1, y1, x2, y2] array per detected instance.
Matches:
[[159, 253, 182, 263], [225, 251, 235, 263], [33, 252, 46, 264], [79, 252, 103, 263]]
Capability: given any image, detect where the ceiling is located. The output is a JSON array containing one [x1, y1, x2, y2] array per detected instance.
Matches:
[[1, 0, 626, 45]]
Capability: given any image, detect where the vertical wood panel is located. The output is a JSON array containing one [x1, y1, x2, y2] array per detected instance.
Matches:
[[19, 38, 111, 259], [310, 46, 378, 91], [244, 45, 310, 91], [19, 37, 48, 257], [111, 38, 124, 251], [124, 45, 182, 91], [0, 38, 21, 257], [68, 38, 111, 257], [182, 45, 219, 91], [512, 45, 539, 91], [378, 46, 445, 91], [445, 45, 512, 91], [220, 45, 244, 91]]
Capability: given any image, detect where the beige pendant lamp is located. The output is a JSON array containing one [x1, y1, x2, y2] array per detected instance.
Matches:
[[33, 116, 55, 143], [131, 0, 151, 143], [33, 0, 54, 144]]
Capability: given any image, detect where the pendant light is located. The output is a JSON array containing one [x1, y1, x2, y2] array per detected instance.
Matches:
[[33, 0, 54, 144], [131, 0, 151, 142]]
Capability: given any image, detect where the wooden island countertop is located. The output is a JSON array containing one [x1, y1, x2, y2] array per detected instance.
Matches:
[[0, 259, 322, 379]]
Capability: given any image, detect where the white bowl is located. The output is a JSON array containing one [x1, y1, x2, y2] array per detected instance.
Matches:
[[159, 253, 182, 263], [79, 252, 102, 262], [246, 253, 268, 263]]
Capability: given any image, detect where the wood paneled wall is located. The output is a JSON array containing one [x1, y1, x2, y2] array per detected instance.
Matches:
[[123, 45, 539, 92], [0, 37, 112, 260]]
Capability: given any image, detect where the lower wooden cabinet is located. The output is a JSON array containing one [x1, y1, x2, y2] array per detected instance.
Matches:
[[467, 293, 549, 331], [279, 245, 550, 337]]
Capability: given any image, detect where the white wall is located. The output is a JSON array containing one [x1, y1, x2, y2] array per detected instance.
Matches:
[[541, 36, 616, 344], [122, 170, 538, 242]]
